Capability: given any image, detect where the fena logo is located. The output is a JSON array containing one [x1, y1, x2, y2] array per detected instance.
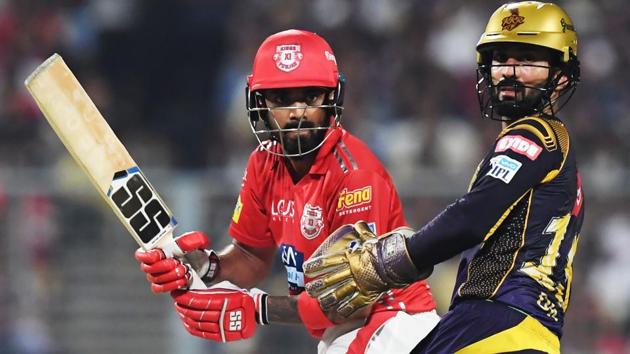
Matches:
[[495, 135, 542, 160], [487, 155, 522, 184], [337, 186, 372, 210]]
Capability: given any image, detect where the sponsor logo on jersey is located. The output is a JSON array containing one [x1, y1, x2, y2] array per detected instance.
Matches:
[[487, 155, 522, 183], [336, 186, 373, 216], [501, 8, 525, 31], [273, 44, 303, 72], [337, 186, 372, 210], [301, 204, 324, 239], [271, 199, 295, 221], [495, 134, 542, 160], [280, 244, 305, 293], [232, 195, 243, 224]]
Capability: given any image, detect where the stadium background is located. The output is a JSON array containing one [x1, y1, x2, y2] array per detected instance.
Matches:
[[1, 0, 628, 353]]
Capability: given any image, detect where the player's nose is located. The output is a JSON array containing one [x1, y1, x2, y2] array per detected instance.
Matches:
[[288, 101, 308, 119]]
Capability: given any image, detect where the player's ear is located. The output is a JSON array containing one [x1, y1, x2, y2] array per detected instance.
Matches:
[[553, 71, 569, 92]]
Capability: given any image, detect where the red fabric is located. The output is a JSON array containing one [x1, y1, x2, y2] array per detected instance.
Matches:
[[347, 310, 398, 354], [248, 29, 339, 90], [297, 291, 334, 337], [171, 288, 256, 342], [229, 127, 406, 254], [229, 126, 436, 338]]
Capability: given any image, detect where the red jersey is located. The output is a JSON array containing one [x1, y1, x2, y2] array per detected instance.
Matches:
[[229, 127, 435, 317]]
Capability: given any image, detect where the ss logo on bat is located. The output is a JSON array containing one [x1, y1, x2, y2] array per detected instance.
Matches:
[[109, 168, 172, 243]]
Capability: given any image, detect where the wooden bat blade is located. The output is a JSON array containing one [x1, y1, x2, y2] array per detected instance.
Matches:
[[24, 53, 176, 250]]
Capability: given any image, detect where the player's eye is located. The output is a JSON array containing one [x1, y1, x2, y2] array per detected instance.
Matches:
[[304, 90, 325, 105], [266, 94, 288, 106]]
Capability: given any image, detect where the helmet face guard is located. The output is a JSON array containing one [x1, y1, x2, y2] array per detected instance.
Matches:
[[475, 2, 580, 121], [245, 29, 344, 157], [476, 49, 579, 121], [245, 78, 345, 157]]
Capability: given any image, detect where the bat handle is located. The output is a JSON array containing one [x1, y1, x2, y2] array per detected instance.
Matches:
[[187, 267, 207, 290]]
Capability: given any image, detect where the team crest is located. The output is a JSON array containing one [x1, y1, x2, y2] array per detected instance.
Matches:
[[273, 44, 303, 72], [300, 204, 324, 239], [501, 8, 525, 31]]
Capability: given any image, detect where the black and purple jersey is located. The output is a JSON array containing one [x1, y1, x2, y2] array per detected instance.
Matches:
[[408, 116, 584, 338]]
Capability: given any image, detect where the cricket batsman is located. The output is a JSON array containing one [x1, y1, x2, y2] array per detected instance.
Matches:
[[135, 29, 438, 353]]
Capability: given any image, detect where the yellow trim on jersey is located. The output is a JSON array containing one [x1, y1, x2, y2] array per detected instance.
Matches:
[[501, 117, 557, 151], [563, 235, 580, 312], [481, 191, 529, 242], [457, 190, 532, 298], [499, 116, 573, 185], [490, 191, 533, 298], [455, 315, 560, 354], [544, 119, 571, 184]]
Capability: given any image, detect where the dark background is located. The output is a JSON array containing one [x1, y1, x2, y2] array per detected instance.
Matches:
[[1, 1, 628, 353]]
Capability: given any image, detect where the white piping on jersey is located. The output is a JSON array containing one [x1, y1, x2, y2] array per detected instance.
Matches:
[[338, 141, 358, 170], [333, 149, 348, 173]]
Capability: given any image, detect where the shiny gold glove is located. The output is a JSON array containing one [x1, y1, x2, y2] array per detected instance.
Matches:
[[303, 221, 432, 318]]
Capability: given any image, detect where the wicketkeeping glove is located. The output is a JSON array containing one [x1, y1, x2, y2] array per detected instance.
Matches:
[[171, 281, 268, 342], [303, 221, 432, 318], [134, 231, 219, 293]]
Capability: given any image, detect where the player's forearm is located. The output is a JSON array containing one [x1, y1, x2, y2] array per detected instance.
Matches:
[[214, 241, 274, 288], [266, 295, 302, 324]]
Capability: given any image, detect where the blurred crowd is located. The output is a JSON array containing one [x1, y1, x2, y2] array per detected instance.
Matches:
[[1, 0, 630, 353]]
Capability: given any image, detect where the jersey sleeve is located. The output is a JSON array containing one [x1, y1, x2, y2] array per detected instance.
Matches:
[[228, 154, 275, 248], [407, 123, 564, 270], [329, 170, 406, 235]]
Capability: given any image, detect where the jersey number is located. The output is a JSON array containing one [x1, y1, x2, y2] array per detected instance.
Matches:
[[520, 214, 579, 314]]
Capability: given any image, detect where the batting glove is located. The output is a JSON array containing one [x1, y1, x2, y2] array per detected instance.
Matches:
[[171, 281, 268, 342], [134, 231, 219, 293]]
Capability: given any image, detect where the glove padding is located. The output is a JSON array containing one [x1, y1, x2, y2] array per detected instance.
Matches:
[[135, 231, 219, 293], [303, 221, 432, 318], [171, 281, 267, 342]]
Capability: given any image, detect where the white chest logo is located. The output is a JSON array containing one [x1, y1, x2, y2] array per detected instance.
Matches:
[[495, 135, 542, 160], [300, 204, 324, 239], [273, 45, 303, 72]]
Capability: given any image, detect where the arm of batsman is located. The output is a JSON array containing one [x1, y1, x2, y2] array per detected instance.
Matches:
[[303, 221, 433, 318]]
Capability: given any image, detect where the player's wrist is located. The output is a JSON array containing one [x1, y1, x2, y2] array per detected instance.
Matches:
[[200, 249, 220, 283], [248, 288, 269, 325], [373, 230, 433, 287]]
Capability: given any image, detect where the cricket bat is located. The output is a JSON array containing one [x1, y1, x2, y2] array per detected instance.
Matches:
[[24, 53, 205, 289]]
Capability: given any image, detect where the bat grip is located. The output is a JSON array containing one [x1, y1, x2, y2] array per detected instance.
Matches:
[[160, 236, 208, 290], [187, 267, 207, 290]]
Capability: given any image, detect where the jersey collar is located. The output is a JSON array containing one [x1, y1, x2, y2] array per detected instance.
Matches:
[[309, 126, 344, 175]]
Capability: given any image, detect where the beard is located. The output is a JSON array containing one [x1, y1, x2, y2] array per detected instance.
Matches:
[[274, 120, 328, 156], [492, 79, 546, 119]]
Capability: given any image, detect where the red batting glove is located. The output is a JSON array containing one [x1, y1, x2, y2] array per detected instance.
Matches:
[[134, 231, 219, 293], [171, 282, 268, 342]]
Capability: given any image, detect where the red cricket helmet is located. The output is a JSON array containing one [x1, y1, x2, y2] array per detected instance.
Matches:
[[246, 29, 345, 157]]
